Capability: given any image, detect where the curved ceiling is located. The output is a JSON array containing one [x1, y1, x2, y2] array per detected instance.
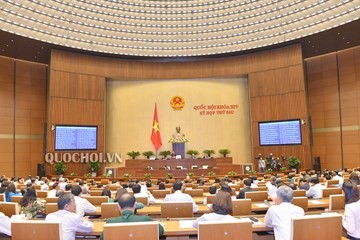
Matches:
[[0, 0, 359, 57]]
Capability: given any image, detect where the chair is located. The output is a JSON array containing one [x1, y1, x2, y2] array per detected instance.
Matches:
[[103, 221, 158, 240], [326, 179, 340, 187], [45, 197, 58, 203], [0, 202, 19, 217], [11, 220, 63, 240], [329, 194, 345, 211], [85, 196, 109, 205], [206, 194, 216, 204], [37, 190, 48, 198], [101, 179, 109, 185], [245, 191, 268, 202], [109, 185, 120, 191], [135, 196, 148, 206], [0, 194, 5, 202], [45, 203, 58, 215], [291, 214, 342, 240], [322, 188, 342, 198], [10, 196, 23, 204], [89, 190, 103, 196], [34, 185, 41, 190], [152, 190, 170, 199], [293, 190, 306, 197], [160, 202, 193, 218], [255, 186, 268, 191], [198, 186, 210, 192], [101, 203, 121, 218], [292, 197, 308, 212], [198, 220, 252, 240], [185, 189, 204, 197], [231, 199, 252, 216]]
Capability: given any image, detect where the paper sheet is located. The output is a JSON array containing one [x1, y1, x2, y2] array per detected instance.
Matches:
[[254, 203, 269, 208], [309, 200, 324, 204], [179, 220, 196, 228]]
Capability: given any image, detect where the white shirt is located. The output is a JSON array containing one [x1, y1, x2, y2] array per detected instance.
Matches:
[[266, 182, 277, 199], [41, 184, 49, 191], [332, 175, 344, 188], [343, 200, 360, 238], [164, 190, 198, 212], [306, 183, 326, 199], [47, 189, 57, 198], [192, 213, 239, 228], [74, 196, 97, 217], [0, 213, 11, 236], [264, 202, 305, 240], [45, 210, 94, 240]]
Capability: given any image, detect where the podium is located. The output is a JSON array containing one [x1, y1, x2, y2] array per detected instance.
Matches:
[[172, 143, 185, 159]]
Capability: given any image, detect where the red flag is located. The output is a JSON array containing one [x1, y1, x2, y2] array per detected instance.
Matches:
[[150, 103, 162, 150]]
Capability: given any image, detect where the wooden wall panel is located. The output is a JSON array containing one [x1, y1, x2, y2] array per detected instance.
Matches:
[[306, 46, 360, 170]]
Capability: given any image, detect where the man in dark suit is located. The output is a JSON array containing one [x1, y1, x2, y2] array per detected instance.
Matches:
[[100, 193, 164, 240], [236, 178, 255, 199]]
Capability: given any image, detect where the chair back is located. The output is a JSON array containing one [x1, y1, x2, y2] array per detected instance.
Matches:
[[11, 195, 23, 204], [45, 197, 58, 203], [326, 179, 340, 187], [0, 202, 19, 217], [322, 188, 342, 198], [85, 196, 109, 205], [89, 190, 103, 196], [185, 189, 204, 197], [245, 191, 268, 202], [45, 203, 58, 215], [292, 197, 308, 212], [37, 190, 48, 198], [291, 214, 342, 240], [101, 179, 109, 185], [198, 220, 252, 240], [255, 186, 268, 191], [0, 194, 5, 202], [160, 202, 193, 218], [101, 203, 121, 218], [293, 190, 306, 197], [11, 220, 63, 240], [103, 221, 158, 240], [206, 195, 216, 204], [231, 199, 252, 216], [198, 186, 210, 192], [135, 196, 148, 206], [329, 194, 345, 211], [152, 190, 170, 199]]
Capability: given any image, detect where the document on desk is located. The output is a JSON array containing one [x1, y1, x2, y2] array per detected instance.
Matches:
[[179, 220, 195, 228], [254, 203, 269, 208], [309, 200, 324, 204], [155, 199, 164, 204]]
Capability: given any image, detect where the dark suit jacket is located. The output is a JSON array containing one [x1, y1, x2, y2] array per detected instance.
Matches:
[[236, 187, 255, 199]]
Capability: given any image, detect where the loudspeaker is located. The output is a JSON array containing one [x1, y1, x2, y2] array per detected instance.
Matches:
[[37, 163, 45, 178], [313, 157, 321, 172]]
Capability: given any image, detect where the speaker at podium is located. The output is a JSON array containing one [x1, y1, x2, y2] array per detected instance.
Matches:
[[313, 156, 321, 172]]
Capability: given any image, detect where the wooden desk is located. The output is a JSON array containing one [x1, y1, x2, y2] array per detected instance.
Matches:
[[78, 217, 272, 238]]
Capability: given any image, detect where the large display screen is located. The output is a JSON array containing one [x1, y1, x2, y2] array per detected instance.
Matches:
[[258, 119, 302, 146], [55, 125, 97, 151]]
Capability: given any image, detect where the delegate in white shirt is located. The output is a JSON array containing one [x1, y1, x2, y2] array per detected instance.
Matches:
[[164, 190, 198, 212], [264, 202, 305, 240], [306, 183, 326, 199], [192, 213, 239, 228], [343, 199, 360, 238], [45, 210, 94, 240], [74, 196, 97, 217]]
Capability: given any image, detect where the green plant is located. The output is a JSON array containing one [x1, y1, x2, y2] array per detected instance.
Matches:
[[266, 168, 273, 173], [103, 172, 111, 178], [208, 171, 216, 176], [187, 172, 194, 177], [84, 173, 92, 177], [166, 172, 173, 179], [227, 171, 237, 176], [88, 161, 100, 173], [144, 173, 152, 178], [142, 151, 155, 159], [127, 151, 140, 159], [203, 149, 215, 157], [54, 162, 67, 175], [186, 150, 199, 157], [159, 150, 172, 159], [279, 167, 287, 172], [218, 149, 231, 157], [247, 170, 256, 175], [288, 156, 301, 169], [123, 173, 131, 179], [70, 172, 76, 177]]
